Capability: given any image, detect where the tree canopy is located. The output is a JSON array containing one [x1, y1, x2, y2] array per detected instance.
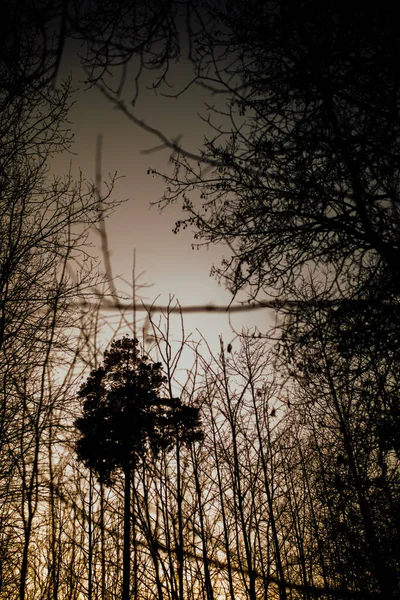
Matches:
[[75, 337, 203, 484], [146, 0, 400, 306]]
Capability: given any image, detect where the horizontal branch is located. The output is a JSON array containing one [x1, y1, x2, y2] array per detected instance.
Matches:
[[77, 297, 399, 314]]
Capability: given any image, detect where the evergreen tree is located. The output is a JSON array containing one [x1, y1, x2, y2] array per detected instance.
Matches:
[[75, 336, 203, 600]]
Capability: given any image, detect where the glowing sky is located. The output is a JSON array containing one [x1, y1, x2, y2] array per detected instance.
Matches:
[[52, 37, 273, 353]]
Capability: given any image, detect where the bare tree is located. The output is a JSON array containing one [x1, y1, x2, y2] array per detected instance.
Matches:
[[276, 291, 400, 598]]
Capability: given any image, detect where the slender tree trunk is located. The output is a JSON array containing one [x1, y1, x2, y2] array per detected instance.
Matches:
[[19, 390, 41, 600], [191, 446, 214, 600], [19, 519, 32, 600], [88, 470, 93, 600], [122, 467, 131, 600], [209, 403, 235, 600], [132, 471, 138, 600], [220, 343, 257, 600], [161, 452, 178, 600], [297, 441, 330, 594], [248, 380, 287, 600], [137, 461, 164, 600], [176, 439, 184, 600], [100, 482, 106, 600], [48, 417, 61, 600]]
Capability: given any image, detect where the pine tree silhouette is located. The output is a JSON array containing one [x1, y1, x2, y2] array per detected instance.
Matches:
[[75, 336, 203, 600]]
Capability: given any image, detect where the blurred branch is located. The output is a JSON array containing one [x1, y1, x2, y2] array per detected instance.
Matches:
[[76, 297, 399, 314]]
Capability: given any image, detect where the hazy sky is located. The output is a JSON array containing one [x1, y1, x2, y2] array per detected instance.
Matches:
[[52, 36, 273, 354]]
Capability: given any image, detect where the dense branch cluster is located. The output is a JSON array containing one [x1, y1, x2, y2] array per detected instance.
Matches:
[[157, 0, 400, 303]]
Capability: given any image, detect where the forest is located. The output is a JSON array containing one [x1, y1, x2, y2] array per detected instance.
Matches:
[[0, 1, 399, 599]]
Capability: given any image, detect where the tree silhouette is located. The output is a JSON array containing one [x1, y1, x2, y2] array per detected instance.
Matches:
[[75, 336, 203, 600], [152, 1, 400, 305], [275, 292, 400, 598]]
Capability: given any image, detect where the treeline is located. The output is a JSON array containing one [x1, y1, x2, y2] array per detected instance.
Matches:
[[1, 316, 399, 599]]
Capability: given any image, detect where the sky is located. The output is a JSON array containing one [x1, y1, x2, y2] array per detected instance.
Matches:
[[51, 35, 273, 362]]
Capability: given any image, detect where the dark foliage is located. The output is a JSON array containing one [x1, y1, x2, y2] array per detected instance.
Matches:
[[75, 337, 203, 484], [154, 0, 400, 305]]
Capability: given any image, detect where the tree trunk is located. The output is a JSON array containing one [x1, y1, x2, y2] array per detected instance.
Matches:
[[176, 439, 184, 600], [100, 482, 106, 600], [122, 467, 131, 600], [88, 470, 93, 600], [132, 471, 138, 600]]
